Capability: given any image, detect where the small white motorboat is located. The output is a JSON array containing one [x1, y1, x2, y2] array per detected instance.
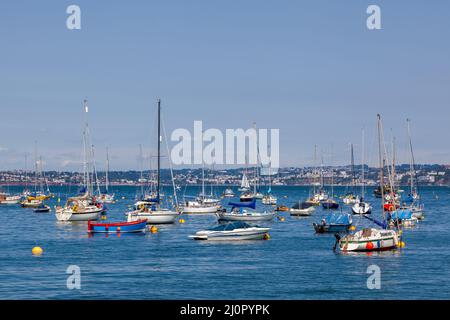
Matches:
[[190, 221, 270, 241], [182, 198, 221, 214], [351, 201, 372, 215]]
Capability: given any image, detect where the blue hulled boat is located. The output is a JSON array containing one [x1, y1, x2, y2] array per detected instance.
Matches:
[[87, 219, 147, 234], [313, 213, 352, 233]]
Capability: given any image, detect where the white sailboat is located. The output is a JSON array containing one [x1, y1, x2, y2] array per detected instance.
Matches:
[[99, 147, 115, 204], [337, 114, 401, 252], [127, 99, 179, 224], [352, 129, 372, 215], [55, 99, 103, 221]]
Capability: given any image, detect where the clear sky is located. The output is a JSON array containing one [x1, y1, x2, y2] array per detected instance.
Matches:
[[1, 0, 449, 171]]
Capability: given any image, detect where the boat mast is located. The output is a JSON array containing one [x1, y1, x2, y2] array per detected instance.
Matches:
[[105, 147, 109, 194], [361, 129, 365, 199], [157, 98, 161, 202], [313, 145, 317, 195], [34, 140, 38, 193], [377, 114, 385, 221], [139, 144, 144, 197], [407, 118, 416, 195], [350, 143, 355, 194]]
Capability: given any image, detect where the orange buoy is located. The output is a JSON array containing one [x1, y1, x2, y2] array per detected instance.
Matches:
[[366, 242, 374, 250]]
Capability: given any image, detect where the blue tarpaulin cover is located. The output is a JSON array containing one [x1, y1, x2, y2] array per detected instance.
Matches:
[[391, 209, 413, 220], [228, 199, 256, 210], [325, 213, 352, 225]]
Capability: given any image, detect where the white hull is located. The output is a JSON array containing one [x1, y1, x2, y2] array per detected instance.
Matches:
[[127, 210, 178, 224], [339, 228, 398, 252], [55, 208, 102, 221], [351, 202, 372, 215], [216, 211, 275, 222], [182, 205, 220, 214], [290, 207, 315, 216], [0, 198, 21, 205], [191, 228, 270, 241]]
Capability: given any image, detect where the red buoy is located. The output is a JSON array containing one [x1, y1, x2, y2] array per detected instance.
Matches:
[[366, 242, 374, 250]]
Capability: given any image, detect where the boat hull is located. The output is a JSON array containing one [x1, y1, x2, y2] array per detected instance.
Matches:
[[55, 208, 102, 221], [88, 219, 147, 233], [339, 229, 398, 252], [313, 223, 350, 233], [290, 207, 315, 216], [191, 228, 270, 241], [182, 205, 220, 214], [216, 211, 275, 222], [128, 210, 178, 224]]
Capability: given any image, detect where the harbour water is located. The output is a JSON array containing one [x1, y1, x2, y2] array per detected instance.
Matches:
[[0, 186, 449, 299]]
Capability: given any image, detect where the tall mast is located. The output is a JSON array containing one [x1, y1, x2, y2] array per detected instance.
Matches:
[[34, 141, 38, 192], [377, 114, 385, 219], [139, 144, 144, 196], [105, 147, 109, 193], [407, 118, 416, 195], [350, 143, 355, 193], [157, 98, 161, 201], [391, 134, 396, 191], [313, 145, 317, 194], [361, 129, 365, 198]]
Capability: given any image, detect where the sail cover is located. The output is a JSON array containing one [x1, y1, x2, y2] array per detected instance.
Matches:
[[228, 199, 256, 209], [325, 213, 352, 225], [391, 209, 413, 220]]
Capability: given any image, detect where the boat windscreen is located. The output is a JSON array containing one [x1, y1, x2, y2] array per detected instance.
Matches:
[[210, 221, 252, 231]]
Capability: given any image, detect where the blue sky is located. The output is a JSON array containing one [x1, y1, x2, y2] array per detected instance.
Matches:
[[0, 1, 449, 170]]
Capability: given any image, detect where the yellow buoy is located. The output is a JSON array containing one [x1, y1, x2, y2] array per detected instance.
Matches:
[[398, 230, 403, 235], [150, 226, 158, 233], [32, 246, 43, 256], [279, 217, 285, 222], [349, 225, 356, 231], [179, 218, 185, 224], [397, 241, 406, 248], [263, 233, 270, 240], [101, 215, 107, 220]]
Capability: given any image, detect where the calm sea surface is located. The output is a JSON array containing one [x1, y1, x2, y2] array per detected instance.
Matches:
[[0, 185, 449, 300]]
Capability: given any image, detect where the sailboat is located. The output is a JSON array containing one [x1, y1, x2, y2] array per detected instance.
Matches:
[[352, 129, 372, 215], [321, 152, 339, 210], [21, 144, 50, 208], [182, 135, 221, 214], [0, 189, 21, 205], [99, 147, 115, 204], [238, 172, 250, 192], [400, 119, 424, 220], [55, 99, 104, 221], [335, 114, 401, 252], [343, 144, 358, 205], [261, 165, 277, 205], [216, 198, 275, 222], [126, 99, 179, 224], [305, 145, 322, 206]]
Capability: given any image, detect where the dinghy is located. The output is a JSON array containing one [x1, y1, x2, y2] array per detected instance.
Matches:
[[88, 219, 147, 234], [190, 221, 270, 241], [33, 204, 51, 213], [351, 199, 372, 215], [321, 199, 339, 210]]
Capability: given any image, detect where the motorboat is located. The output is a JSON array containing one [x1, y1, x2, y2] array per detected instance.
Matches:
[[189, 221, 270, 241], [351, 200, 372, 215], [388, 209, 418, 228], [290, 201, 315, 216], [335, 228, 399, 252], [222, 188, 235, 198], [88, 219, 147, 234], [313, 213, 352, 233], [216, 199, 275, 222]]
